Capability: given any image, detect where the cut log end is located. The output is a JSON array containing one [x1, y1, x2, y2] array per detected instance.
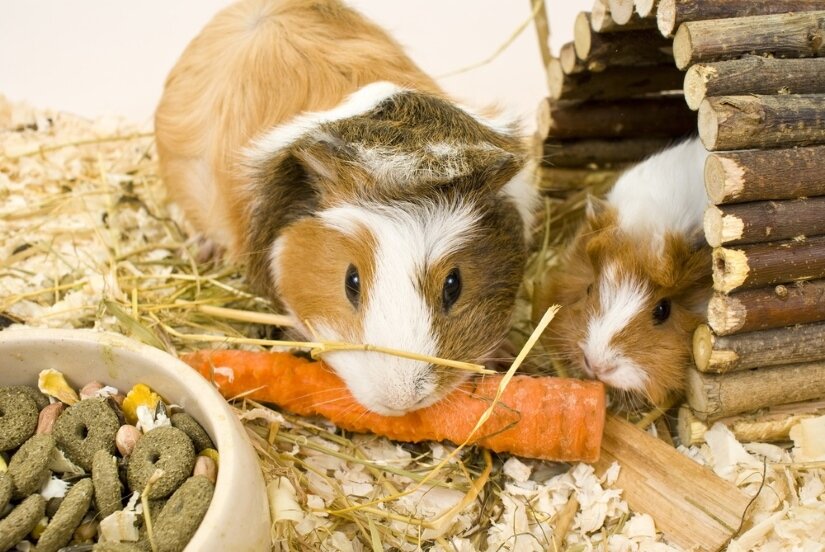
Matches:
[[677, 405, 707, 446], [692, 324, 714, 371], [574, 12, 594, 59], [537, 98, 552, 139], [656, 0, 677, 37], [560, 42, 585, 74], [608, 0, 635, 25], [547, 58, 565, 101], [634, 0, 657, 18], [703, 205, 745, 248], [703, 205, 724, 248], [686, 368, 710, 416], [707, 294, 747, 336], [683, 64, 714, 110], [698, 98, 720, 151], [712, 247, 750, 293], [591, 0, 612, 32], [672, 23, 693, 69], [704, 154, 744, 204]]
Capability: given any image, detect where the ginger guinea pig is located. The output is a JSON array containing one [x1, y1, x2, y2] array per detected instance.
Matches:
[[534, 138, 711, 409], [155, 0, 538, 415]]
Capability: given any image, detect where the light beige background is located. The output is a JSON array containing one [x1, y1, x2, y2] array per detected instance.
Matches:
[[0, 1, 589, 129]]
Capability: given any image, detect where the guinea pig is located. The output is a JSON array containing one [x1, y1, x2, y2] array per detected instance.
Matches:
[[154, 0, 538, 415], [533, 137, 711, 409]]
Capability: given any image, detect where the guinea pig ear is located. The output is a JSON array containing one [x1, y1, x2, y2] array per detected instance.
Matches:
[[292, 133, 358, 191], [686, 225, 709, 251], [465, 148, 524, 192]]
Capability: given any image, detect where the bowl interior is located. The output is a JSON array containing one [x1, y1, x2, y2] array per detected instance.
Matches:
[[0, 328, 271, 551]]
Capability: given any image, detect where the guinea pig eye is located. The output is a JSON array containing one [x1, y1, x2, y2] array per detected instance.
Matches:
[[345, 264, 360, 308], [442, 268, 462, 312], [652, 298, 671, 324]]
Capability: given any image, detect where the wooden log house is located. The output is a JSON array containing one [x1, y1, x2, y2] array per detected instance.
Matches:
[[535, 4, 825, 543]]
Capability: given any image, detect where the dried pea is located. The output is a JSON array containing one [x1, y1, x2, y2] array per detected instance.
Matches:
[[7, 433, 55, 499], [74, 519, 98, 543], [0, 388, 39, 451], [127, 426, 195, 499], [53, 397, 119, 471]]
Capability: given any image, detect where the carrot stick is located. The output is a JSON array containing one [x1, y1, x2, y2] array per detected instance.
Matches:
[[181, 349, 606, 463]]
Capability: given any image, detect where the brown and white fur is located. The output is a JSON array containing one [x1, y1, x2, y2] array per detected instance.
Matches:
[[535, 138, 711, 409], [155, 0, 538, 415]]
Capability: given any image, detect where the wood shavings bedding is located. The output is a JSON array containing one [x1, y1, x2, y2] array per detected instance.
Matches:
[[2, 95, 823, 550]]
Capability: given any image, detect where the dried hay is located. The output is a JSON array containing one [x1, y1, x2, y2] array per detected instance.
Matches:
[[2, 96, 824, 551]]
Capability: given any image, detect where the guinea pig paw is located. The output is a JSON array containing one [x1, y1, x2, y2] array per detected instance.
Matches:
[[189, 235, 225, 264], [481, 340, 520, 372]]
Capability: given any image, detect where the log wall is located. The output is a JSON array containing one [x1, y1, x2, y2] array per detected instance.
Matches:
[[536, 0, 825, 446]]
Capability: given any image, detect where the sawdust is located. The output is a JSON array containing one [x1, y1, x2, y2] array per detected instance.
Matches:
[[3, 96, 823, 550]]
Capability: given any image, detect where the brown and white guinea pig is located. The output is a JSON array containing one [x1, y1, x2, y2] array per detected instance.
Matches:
[[534, 137, 711, 409], [154, 0, 538, 415]]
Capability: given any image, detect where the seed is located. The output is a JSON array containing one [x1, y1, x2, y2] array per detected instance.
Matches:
[[36, 403, 65, 434], [79, 381, 105, 400], [193, 455, 217, 484], [115, 425, 141, 457]]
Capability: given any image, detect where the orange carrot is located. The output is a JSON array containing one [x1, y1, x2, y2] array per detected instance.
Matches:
[[182, 349, 606, 463]]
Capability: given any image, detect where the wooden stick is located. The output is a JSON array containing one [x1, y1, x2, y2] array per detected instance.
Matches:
[[594, 415, 751, 551], [634, 0, 658, 18], [687, 360, 825, 420], [658, 0, 825, 38], [560, 41, 587, 74], [608, 0, 636, 25], [551, 493, 579, 550], [543, 97, 696, 140], [707, 280, 825, 336], [678, 399, 825, 445], [704, 147, 825, 204], [684, 57, 825, 110], [699, 94, 825, 151], [542, 137, 672, 168], [538, 166, 623, 193], [575, 12, 673, 71], [712, 235, 825, 293], [593, 0, 655, 31], [548, 59, 683, 101], [693, 321, 825, 373], [673, 11, 825, 69], [703, 197, 825, 248], [531, 0, 553, 72]]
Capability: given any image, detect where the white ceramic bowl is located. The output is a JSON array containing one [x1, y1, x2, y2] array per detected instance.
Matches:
[[0, 328, 271, 551]]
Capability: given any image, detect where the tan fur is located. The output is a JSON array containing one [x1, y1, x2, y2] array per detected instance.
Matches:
[[156, 0, 535, 413], [275, 218, 375, 342], [155, 0, 443, 253], [535, 205, 711, 408]]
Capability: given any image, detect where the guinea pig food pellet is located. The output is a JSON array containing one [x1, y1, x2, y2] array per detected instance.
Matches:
[[0, 374, 217, 552]]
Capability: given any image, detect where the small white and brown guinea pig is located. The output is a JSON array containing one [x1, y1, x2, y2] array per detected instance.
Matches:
[[155, 0, 538, 415], [534, 137, 711, 409]]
